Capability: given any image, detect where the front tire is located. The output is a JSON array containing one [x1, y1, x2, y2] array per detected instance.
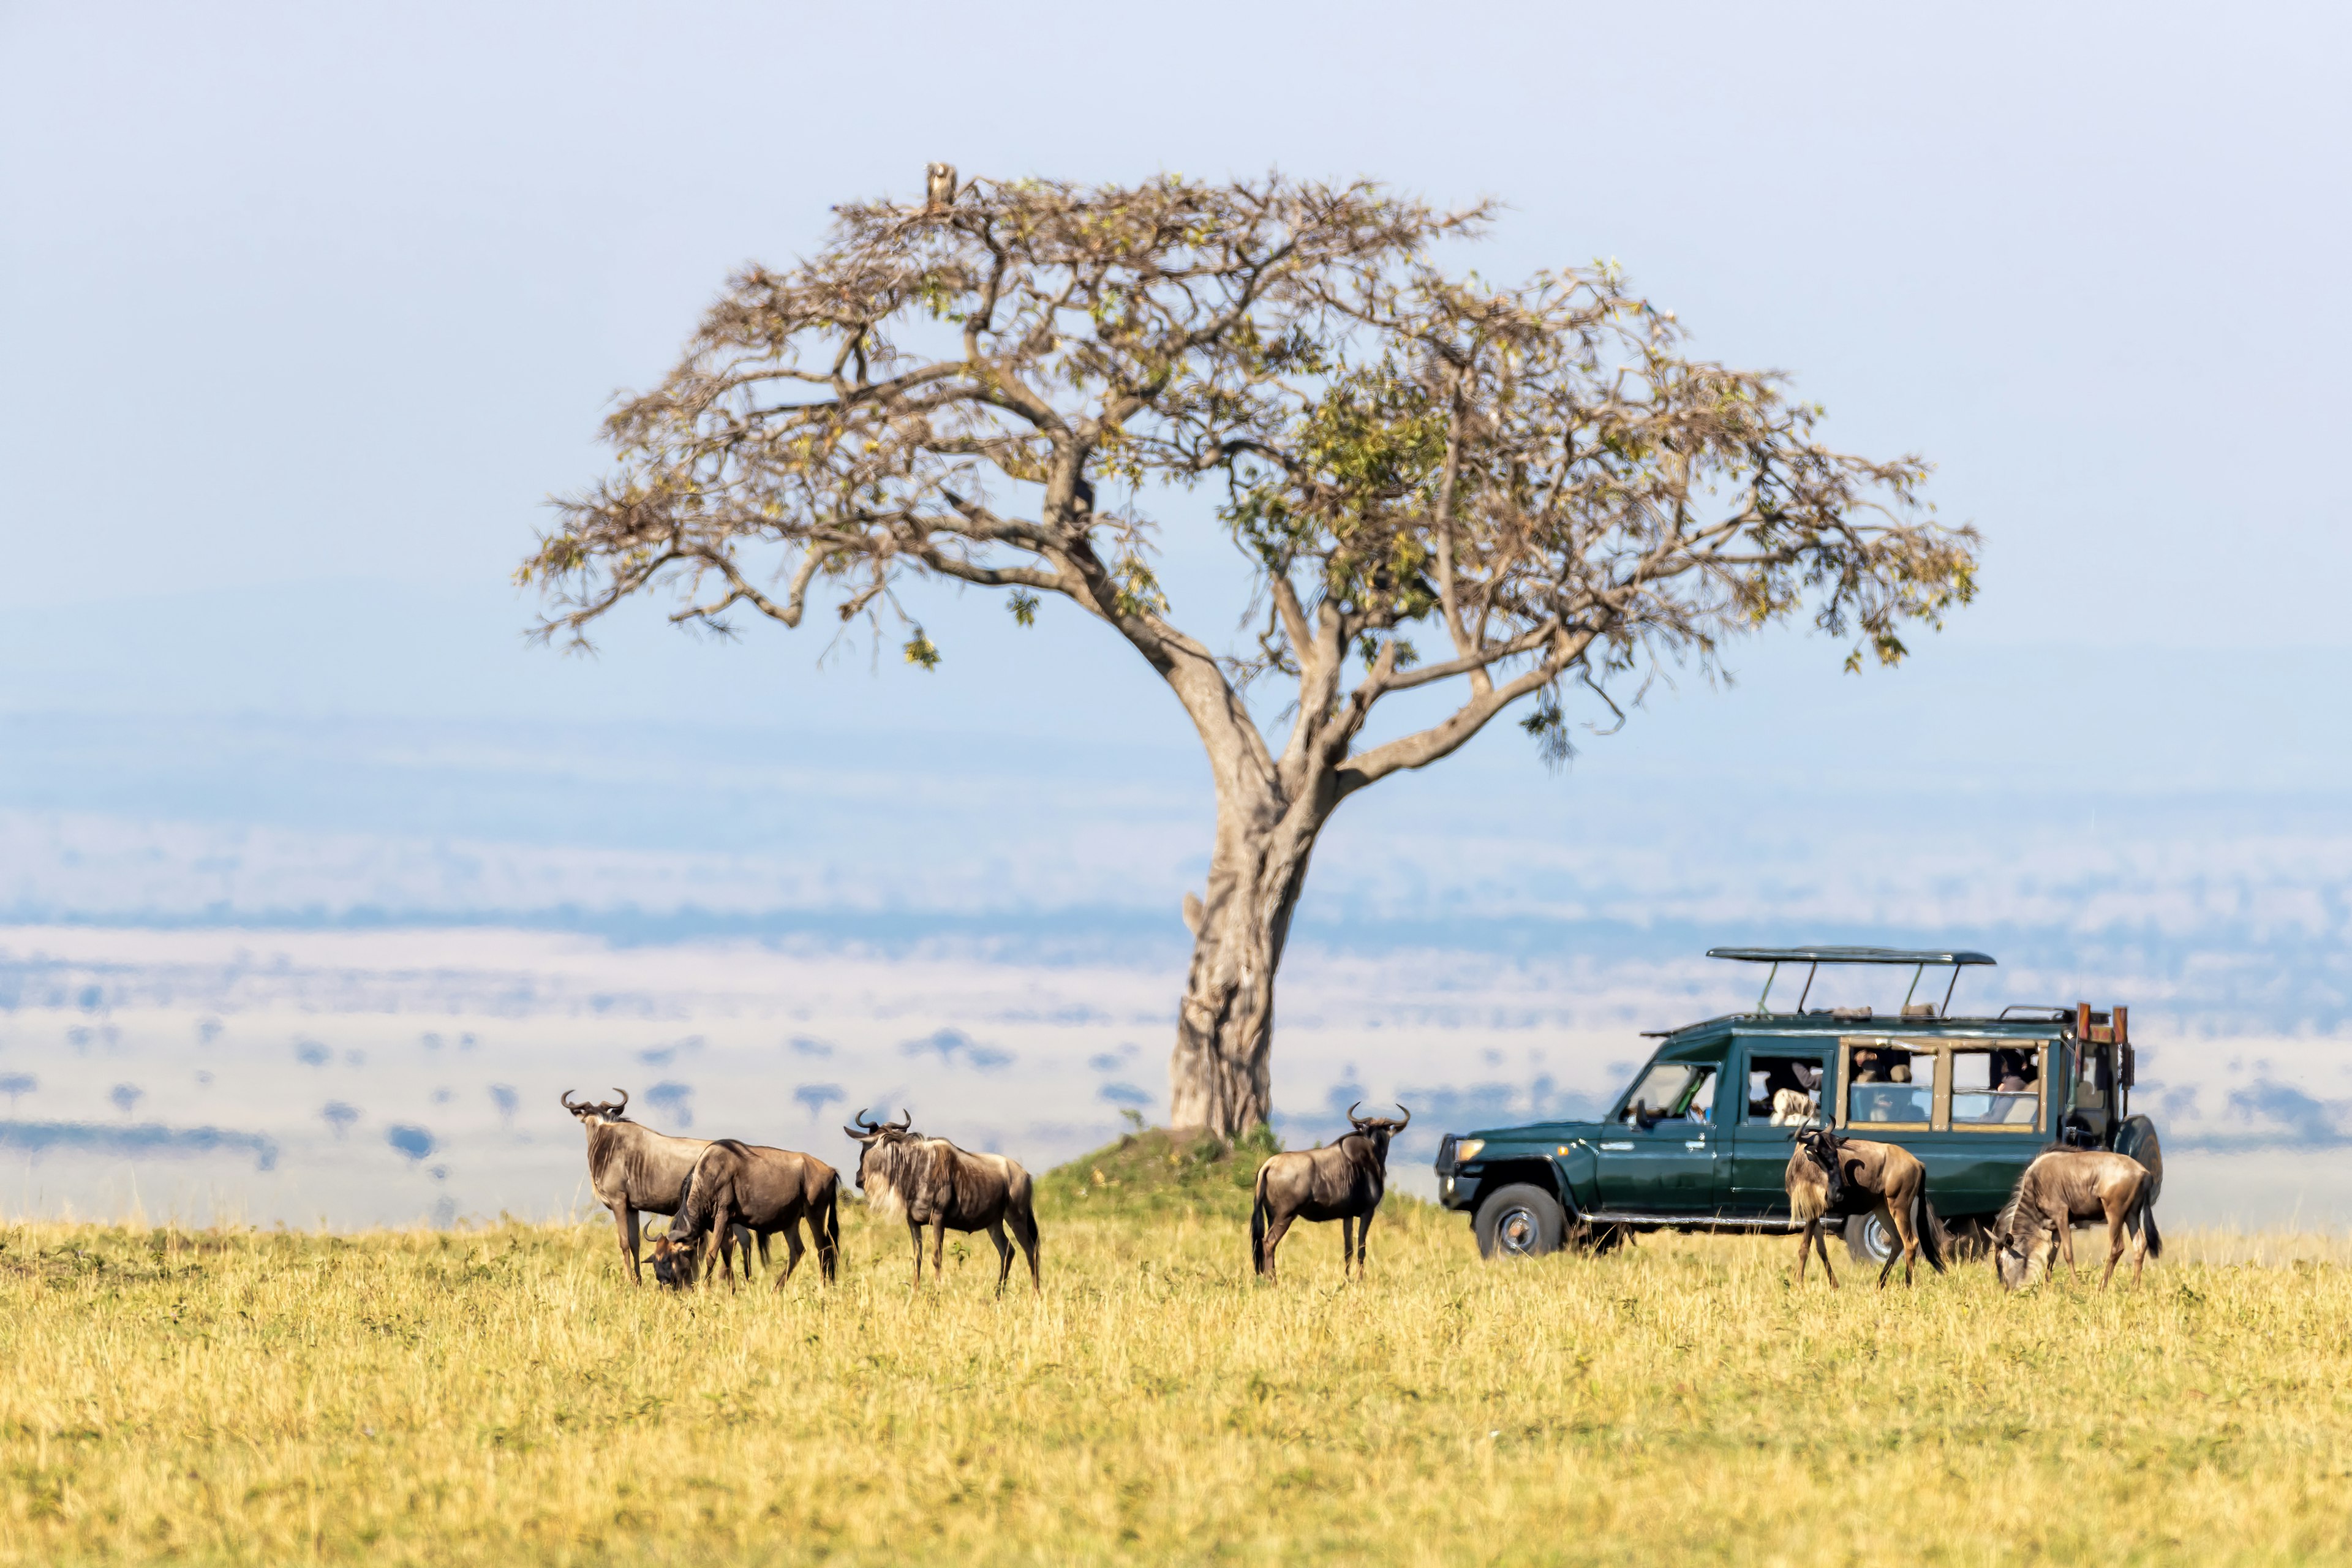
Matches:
[[1845, 1212, 1896, 1266], [1475, 1184, 1566, 1259]]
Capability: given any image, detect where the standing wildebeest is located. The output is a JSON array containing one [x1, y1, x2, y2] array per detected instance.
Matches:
[[1250, 1103, 1408, 1283], [1992, 1147, 2162, 1291], [843, 1111, 1041, 1295], [651, 1137, 841, 1291], [1784, 1126, 1947, 1289], [562, 1088, 750, 1285]]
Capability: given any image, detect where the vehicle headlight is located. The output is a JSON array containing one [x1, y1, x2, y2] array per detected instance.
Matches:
[[1453, 1139, 1485, 1163]]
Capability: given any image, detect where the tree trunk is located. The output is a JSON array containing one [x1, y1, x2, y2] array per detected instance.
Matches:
[[1167, 788, 1329, 1136]]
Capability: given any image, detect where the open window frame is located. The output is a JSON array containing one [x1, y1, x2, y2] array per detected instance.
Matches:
[[1834, 1036, 2054, 1135]]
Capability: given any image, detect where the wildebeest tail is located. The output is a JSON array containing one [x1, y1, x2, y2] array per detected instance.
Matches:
[[813, 1169, 842, 1281], [1915, 1193, 1948, 1275], [1249, 1165, 1271, 1276], [818, 1171, 841, 1247], [2137, 1180, 2164, 1260]]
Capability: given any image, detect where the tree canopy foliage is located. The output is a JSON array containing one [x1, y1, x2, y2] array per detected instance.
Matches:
[[524, 172, 1980, 1132]]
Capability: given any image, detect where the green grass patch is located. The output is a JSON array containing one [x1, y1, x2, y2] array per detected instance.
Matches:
[[1033, 1119, 1283, 1220]]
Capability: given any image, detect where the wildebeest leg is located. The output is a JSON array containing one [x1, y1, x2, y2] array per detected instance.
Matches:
[[1813, 1222, 1839, 1289], [1355, 1207, 1373, 1275], [2059, 1218, 2079, 1280], [774, 1222, 805, 1292], [1893, 1193, 1926, 1288], [1012, 1207, 1041, 1294], [815, 1194, 840, 1285], [987, 1218, 1014, 1296], [930, 1215, 949, 1284], [1875, 1203, 1904, 1290], [1793, 1221, 1814, 1285], [615, 1205, 641, 1284], [1258, 1210, 1295, 1284], [2101, 1199, 2128, 1289], [756, 1229, 772, 1273], [713, 1201, 741, 1292], [1340, 1216, 1355, 1278], [906, 1218, 925, 1289]]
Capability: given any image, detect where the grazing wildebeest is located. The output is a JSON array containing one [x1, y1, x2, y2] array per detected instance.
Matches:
[[561, 1088, 750, 1285], [1784, 1126, 1947, 1289], [843, 1111, 1041, 1295], [1249, 1103, 1408, 1283], [653, 1138, 841, 1291], [1992, 1147, 2162, 1291]]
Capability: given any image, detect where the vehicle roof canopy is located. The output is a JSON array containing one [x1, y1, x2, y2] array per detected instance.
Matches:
[[1706, 945, 1997, 967]]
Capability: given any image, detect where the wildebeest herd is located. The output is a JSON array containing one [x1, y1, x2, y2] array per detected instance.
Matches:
[[564, 1090, 1411, 1292], [565, 1090, 2161, 1293]]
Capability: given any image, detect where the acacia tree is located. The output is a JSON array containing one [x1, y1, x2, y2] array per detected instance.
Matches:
[[522, 173, 1978, 1137]]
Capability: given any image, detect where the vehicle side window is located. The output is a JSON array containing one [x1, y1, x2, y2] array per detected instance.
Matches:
[[1684, 1069, 1718, 1125], [1620, 1063, 1715, 1128], [1844, 1042, 1934, 1126], [1744, 1055, 1823, 1124], [1952, 1046, 2042, 1128]]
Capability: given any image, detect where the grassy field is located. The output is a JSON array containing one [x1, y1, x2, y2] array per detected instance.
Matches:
[[4, 1131, 2351, 1566]]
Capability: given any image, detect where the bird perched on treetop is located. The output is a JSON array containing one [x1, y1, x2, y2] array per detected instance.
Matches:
[[925, 163, 958, 213]]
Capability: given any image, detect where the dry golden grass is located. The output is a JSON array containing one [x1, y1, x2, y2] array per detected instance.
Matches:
[[2, 1190, 2350, 1566]]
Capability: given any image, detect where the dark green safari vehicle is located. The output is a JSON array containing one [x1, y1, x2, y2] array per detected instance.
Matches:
[[1432, 946, 2164, 1263]]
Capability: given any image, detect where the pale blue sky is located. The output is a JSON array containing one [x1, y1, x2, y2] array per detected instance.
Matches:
[[5, 3, 2348, 639]]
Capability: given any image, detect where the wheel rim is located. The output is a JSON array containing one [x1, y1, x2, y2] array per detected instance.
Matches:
[[1862, 1214, 1894, 1262], [1496, 1206, 1541, 1256]]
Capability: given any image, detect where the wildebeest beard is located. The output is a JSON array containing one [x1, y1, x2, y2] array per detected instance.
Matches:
[[858, 1136, 919, 1220]]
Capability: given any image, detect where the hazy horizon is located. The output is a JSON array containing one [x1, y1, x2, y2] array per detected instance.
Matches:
[[3, 2, 2347, 1226]]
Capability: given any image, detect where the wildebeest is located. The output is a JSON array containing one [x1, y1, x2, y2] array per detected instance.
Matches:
[[1992, 1147, 2162, 1291], [562, 1088, 750, 1285], [843, 1111, 1041, 1295], [653, 1138, 842, 1291], [1249, 1103, 1408, 1283], [1784, 1126, 1947, 1289]]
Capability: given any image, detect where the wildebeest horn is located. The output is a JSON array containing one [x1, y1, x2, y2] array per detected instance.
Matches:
[[609, 1087, 628, 1114], [1347, 1100, 1366, 1125], [560, 1088, 579, 1111], [884, 1109, 913, 1132], [851, 1109, 878, 1133], [1392, 1104, 1410, 1132]]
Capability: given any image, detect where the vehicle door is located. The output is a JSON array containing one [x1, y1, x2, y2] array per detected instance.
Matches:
[[1592, 1055, 1726, 1213], [1725, 1038, 1828, 1215]]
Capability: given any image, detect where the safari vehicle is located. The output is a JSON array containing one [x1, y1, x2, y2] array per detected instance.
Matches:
[[1431, 946, 2164, 1262]]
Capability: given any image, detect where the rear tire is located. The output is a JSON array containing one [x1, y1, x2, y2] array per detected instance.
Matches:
[[2116, 1115, 2164, 1205], [1845, 1212, 1896, 1266], [1475, 1184, 1566, 1259]]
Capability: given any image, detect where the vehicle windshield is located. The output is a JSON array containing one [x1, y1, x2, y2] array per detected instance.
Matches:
[[1619, 1063, 1714, 1126]]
